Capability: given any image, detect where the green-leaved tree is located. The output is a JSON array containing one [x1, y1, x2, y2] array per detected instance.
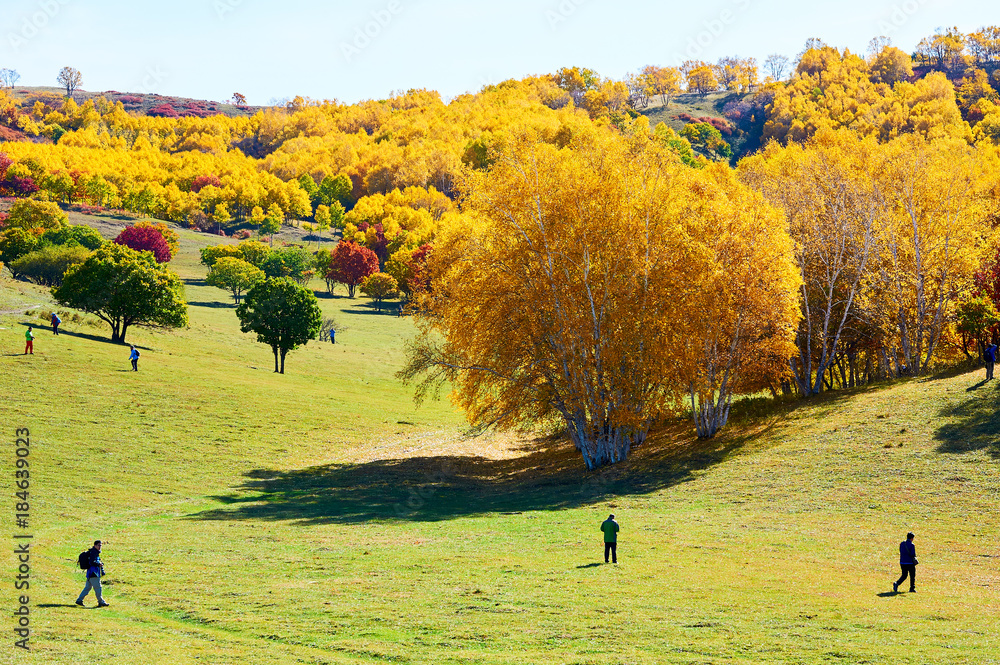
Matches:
[[206, 257, 265, 304], [53, 243, 188, 343], [236, 278, 322, 373]]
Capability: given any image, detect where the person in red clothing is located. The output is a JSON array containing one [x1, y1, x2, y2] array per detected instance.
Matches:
[[24, 326, 34, 354], [893, 532, 918, 593]]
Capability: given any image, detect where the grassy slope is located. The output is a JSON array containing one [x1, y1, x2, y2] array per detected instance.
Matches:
[[12, 86, 261, 117], [638, 91, 739, 134], [1, 215, 998, 664]]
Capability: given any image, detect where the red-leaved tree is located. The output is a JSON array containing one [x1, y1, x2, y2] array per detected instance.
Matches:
[[190, 174, 222, 193], [975, 247, 1000, 308], [114, 225, 172, 263], [326, 241, 379, 297], [975, 247, 1000, 344], [409, 243, 433, 296]]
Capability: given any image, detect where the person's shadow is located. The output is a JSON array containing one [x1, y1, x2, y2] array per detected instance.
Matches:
[[875, 591, 901, 598], [576, 563, 604, 569], [36, 603, 81, 608], [966, 379, 989, 392]]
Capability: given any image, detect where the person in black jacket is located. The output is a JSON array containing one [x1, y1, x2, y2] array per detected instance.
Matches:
[[76, 540, 109, 607], [893, 532, 917, 593]]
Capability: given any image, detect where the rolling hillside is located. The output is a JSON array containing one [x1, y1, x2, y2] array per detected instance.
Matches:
[[1, 213, 997, 663]]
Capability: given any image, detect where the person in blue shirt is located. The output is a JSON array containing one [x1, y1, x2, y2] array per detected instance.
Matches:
[[985, 342, 997, 381], [893, 532, 918, 593], [50, 312, 61, 336], [129, 345, 140, 371], [76, 540, 109, 607]]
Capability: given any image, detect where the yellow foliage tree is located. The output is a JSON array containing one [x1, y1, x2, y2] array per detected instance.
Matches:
[[402, 127, 799, 467]]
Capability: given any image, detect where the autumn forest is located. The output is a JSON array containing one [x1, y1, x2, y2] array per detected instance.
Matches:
[[3, 27, 1000, 468]]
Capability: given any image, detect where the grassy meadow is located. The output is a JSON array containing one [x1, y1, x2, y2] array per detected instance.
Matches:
[[1, 214, 998, 664]]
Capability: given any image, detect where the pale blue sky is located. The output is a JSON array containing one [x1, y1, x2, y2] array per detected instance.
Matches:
[[1, 0, 991, 105]]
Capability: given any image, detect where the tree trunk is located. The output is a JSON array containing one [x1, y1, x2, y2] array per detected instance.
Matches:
[[691, 386, 732, 439], [280, 349, 287, 374], [272, 346, 279, 373], [561, 409, 643, 470], [112, 320, 128, 344]]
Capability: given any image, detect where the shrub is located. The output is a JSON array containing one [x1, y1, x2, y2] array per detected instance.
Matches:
[[114, 225, 172, 263], [5, 199, 68, 230], [41, 224, 105, 250], [133, 220, 179, 256], [189, 215, 213, 232], [147, 103, 178, 118], [11, 245, 91, 286], [234, 229, 253, 240], [261, 246, 314, 284], [200, 243, 242, 267]]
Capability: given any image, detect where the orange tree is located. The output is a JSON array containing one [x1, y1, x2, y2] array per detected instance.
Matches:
[[401, 127, 799, 468]]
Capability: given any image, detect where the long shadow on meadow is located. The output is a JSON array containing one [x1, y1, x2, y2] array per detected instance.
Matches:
[[15, 322, 150, 348], [187, 300, 236, 309], [934, 379, 999, 458], [191, 421, 768, 525]]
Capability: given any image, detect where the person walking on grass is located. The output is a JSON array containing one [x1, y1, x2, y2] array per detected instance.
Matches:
[[24, 326, 34, 355], [76, 540, 109, 607], [985, 342, 997, 381], [51, 312, 61, 335], [601, 514, 620, 564], [893, 532, 918, 593], [129, 345, 140, 371]]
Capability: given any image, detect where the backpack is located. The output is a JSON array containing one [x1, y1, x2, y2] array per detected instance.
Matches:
[[78, 550, 92, 570]]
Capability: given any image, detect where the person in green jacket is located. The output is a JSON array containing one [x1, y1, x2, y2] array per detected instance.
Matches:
[[24, 326, 34, 355], [601, 514, 620, 563]]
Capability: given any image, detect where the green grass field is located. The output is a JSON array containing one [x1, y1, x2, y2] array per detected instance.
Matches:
[[1, 216, 998, 664]]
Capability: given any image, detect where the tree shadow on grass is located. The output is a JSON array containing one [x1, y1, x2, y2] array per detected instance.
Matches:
[[341, 306, 403, 317], [190, 421, 765, 525], [188, 301, 236, 309], [920, 360, 981, 383], [934, 381, 999, 458], [14, 322, 152, 348]]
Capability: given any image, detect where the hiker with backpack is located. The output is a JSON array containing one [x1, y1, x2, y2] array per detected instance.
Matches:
[[51, 312, 61, 336], [129, 345, 140, 371], [985, 342, 997, 381], [76, 540, 109, 607]]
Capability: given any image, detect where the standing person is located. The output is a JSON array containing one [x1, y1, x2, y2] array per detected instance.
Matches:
[[24, 326, 34, 355], [129, 345, 140, 371], [601, 514, 620, 564], [76, 540, 109, 607], [51, 312, 61, 335], [893, 532, 918, 593], [330, 328, 336, 345], [985, 342, 997, 381]]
